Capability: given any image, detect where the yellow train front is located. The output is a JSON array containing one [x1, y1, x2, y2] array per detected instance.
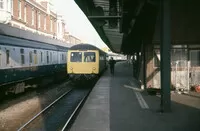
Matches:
[[67, 44, 107, 81]]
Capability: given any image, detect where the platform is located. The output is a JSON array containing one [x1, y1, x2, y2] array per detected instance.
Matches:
[[70, 62, 200, 131]]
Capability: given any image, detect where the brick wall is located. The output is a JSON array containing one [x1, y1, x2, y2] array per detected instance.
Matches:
[[11, 0, 57, 37]]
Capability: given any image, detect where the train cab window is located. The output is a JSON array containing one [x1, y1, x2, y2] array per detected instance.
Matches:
[[70, 52, 82, 62], [20, 49, 25, 65], [6, 50, 10, 65], [84, 52, 95, 62]]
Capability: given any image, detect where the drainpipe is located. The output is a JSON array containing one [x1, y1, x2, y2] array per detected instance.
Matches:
[[187, 61, 190, 92], [175, 61, 178, 91]]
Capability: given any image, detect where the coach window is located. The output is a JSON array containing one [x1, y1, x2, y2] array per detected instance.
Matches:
[[50, 52, 52, 63], [71, 52, 82, 62], [20, 49, 25, 65], [34, 50, 37, 64], [84, 52, 95, 62], [6, 49, 10, 65], [41, 51, 43, 63], [29, 51, 33, 64], [47, 51, 49, 64], [0, 47, 1, 67], [62, 54, 64, 61]]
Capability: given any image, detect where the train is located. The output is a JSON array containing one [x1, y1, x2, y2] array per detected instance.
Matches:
[[67, 44, 107, 81], [0, 34, 68, 97], [0, 35, 108, 97], [107, 53, 127, 61]]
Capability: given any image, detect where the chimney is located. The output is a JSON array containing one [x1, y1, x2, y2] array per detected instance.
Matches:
[[40, 1, 48, 8], [40, 1, 50, 14]]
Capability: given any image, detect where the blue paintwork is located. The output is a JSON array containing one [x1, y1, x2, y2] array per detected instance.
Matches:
[[0, 64, 66, 86]]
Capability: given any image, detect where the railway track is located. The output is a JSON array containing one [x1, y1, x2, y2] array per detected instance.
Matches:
[[17, 87, 91, 131]]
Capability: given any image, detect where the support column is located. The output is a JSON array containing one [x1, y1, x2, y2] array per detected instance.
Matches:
[[132, 53, 136, 78], [143, 43, 147, 89], [160, 0, 171, 112], [136, 52, 140, 79]]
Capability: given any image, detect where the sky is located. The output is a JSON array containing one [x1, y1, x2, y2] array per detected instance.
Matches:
[[52, 0, 108, 49]]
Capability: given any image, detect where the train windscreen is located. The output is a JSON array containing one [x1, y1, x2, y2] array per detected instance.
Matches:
[[84, 52, 96, 62], [70, 52, 82, 62]]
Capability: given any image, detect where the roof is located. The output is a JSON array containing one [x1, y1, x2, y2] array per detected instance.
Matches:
[[74, 0, 159, 54], [0, 35, 68, 51], [0, 23, 71, 48], [69, 43, 107, 54]]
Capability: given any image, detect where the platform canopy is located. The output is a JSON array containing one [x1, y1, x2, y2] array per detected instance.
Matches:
[[74, 0, 159, 54]]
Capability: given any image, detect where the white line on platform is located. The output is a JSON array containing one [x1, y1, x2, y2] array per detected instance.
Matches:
[[124, 85, 143, 92], [135, 92, 145, 108], [135, 92, 149, 109], [123, 84, 149, 109]]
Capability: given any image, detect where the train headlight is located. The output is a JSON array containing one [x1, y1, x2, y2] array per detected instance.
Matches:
[[70, 67, 73, 70], [92, 67, 96, 70]]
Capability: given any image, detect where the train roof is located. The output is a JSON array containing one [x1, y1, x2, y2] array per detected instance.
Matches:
[[0, 35, 68, 51], [69, 43, 106, 54]]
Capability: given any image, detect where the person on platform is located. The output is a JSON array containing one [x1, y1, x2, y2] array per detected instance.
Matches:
[[109, 57, 116, 75]]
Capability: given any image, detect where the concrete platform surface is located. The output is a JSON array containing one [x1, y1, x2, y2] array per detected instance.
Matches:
[[70, 61, 200, 131]]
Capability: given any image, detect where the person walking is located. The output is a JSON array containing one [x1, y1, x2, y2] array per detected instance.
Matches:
[[109, 57, 116, 75]]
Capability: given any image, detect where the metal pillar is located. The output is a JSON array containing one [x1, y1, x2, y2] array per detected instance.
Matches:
[[136, 52, 140, 79], [160, 0, 171, 112], [133, 53, 136, 78], [142, 43, 147, 89]]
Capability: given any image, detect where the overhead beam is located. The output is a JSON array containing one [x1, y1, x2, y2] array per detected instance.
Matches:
[[87, 16, 122, 19]]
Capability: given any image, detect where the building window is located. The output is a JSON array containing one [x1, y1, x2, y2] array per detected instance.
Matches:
[[32, 8, 34, 25], [0, 0, 4, 9], [50, 18, 53, 32], [153, 49, 160, 67], [24, 6, 26, 22], [18, 0, 21, 19], [6, 50, 10, 65], [190, 50, 200, 67], [44, 15, 46, 30], [171, 48, 187, 67], [58, 23, 60, 34], [10, 0, 13, 15], [38, 12, 40, 28], [20, 49, 25, 65]]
